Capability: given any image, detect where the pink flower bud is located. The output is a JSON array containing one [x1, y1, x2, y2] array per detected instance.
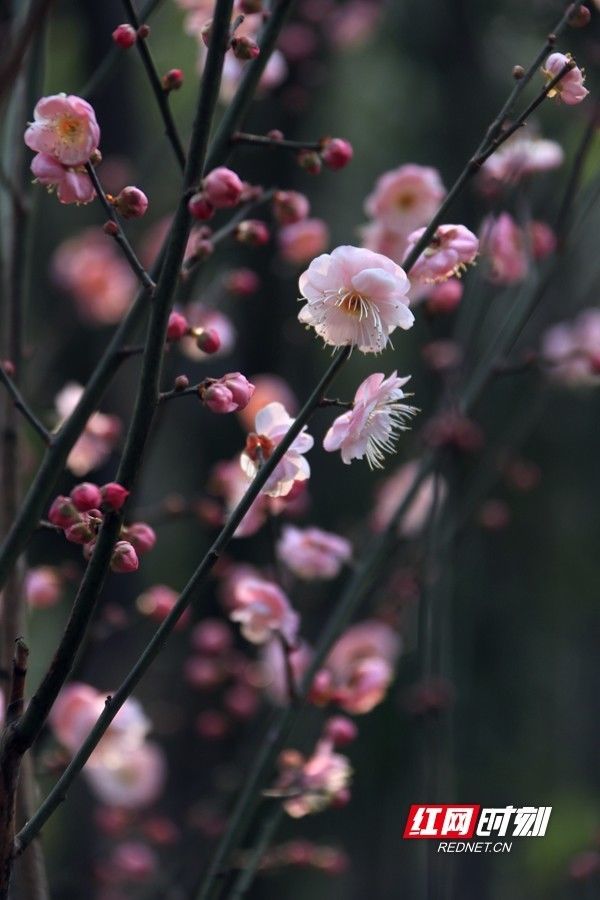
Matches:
[[191, 619, 233, 655], [65, 518, 96, 545], [114, 186, 148, 219], [112, 23, 137, 48], [273, 190, 310, 225], [125, 522, 157, 555], [195, 328, 221, 354], [324, 716, 358, 746], [202, 167, 244, 209], [101, 482, 130, 511], [224, 268, 260, 295], [230, 35, 261, 60], [188, 192, 214, 221], [111, 841, 157, 880], [48, 495, 80, 528], [529, 220, 557, 260], [235, 219, 270, 246], [162, 68, 184, 91], [110, 540, 139, 573], [70, 482, 103, 512], [202, 373, 255, 414], [103, 220, 119, 236], [166, 311, 189, 341], [308, 669, 333, 706], [321, 137, 353, 170], [296, 149, 322, 175]]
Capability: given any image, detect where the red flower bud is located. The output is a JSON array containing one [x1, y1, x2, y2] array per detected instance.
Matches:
[[162, 68, 184, 91], [195, 328, 221, 354], [70, 482, 103, 512], [234, 219, 270, 246], [324, 716, 358, 747], [230, 35, 260, 60], [202, 167, 244, 209], [296, 149, 322, 175], [321, 137, 353, 170], [48, 495, 80, 528], [113, 186, 148, 219], [124, 522, 157, 555], [110, 540, 139, 573], [188, 192, 214, 221], [273, 190, 310, 225], [166, 311, 190, 341], [112, 23, 137, 49], [101, 482, 130, 511]]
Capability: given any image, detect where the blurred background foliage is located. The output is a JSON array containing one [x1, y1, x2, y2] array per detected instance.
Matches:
[[6, 0, 600, 897]]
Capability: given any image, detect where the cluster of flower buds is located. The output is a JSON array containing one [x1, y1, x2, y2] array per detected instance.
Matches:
[[199, 372, 256, 414], [112, 22, 152, 49], [295, 136, 353, 174], [47, 482, 155, 573], [272, 718, 355, 818], [188, 166, 244, 222], [165, 310, 222, 354]]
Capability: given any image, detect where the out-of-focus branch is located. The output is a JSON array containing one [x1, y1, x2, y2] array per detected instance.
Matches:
[[0, 0, 53, 106]]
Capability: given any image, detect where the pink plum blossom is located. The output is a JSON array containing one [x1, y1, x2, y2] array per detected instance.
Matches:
[[54, 383, 122, 476], [360, 221, 410, 266], [279, 218, 330, 265], [241, 402, 313, 499], [543, 52, 588, 105], [50, 683, 150, 757], [31, 152, 96, 204], [323, 372, 417, 469], [298, 245, 413, 353], [542, 309, 600, 385], [479, 134, 564, 187], [52, 230, 136, 324], [321, 620, 401, 714], [210, 458, 269, 537], [480, 213, 528, 285], [405, 224, 479, 284], [24, 566, 62, 609], [136, 584, 190, 628], [364, 164, 445, 232], [24, 94, 100, 166], [276, 739, 353, 818], [85, 741, 166, 809], [277, 525, 352, 580], [371, 460, 447, 538], [230, 576, 300, 644]]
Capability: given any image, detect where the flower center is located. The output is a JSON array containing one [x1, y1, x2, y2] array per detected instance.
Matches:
[[335, 289, 369, 319], [57, 116, 82, 142], [244, 433, 275, 462], [395, 190, 416, 211]]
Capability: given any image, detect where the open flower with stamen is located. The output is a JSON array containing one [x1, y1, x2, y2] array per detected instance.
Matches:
[[405, 224, 479, 284], [24, 94, 100, 166], [275, 739, 353, 818], [542, 52, 588, 105], [298, 245, 413, 353], [323, 372, 417, 469], [240, 402, 313, 498], [230, 576, 299, 645], [365, 164, 446, 232]]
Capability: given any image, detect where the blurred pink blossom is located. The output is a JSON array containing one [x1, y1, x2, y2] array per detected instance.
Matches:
[[542, 308, 600, 385], [24, 566, 62, 609], [54, 383, 121, 476], [406, 224, 479, 284], [85, 741, 166, 809], [277, 525, 352, 580], [371, 460, 447, 538], [365, 164, 445, 233], [480, 213, 528, 285], [230, 576, 299, 644], [479, 134, 563, 187], [52, 229, 136, 324], [279, 218, 330, 265], [276, 739, 352, 818]]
